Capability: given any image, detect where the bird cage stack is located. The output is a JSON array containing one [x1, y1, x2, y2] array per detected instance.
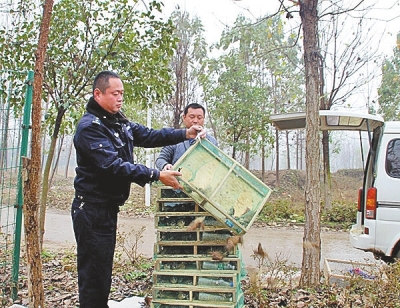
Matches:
[[151, 187, 246, 308], [151, 139, 272, 308]]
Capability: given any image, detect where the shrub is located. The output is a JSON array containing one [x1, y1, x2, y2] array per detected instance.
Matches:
[[322, 202, 357, 229], [259, 199, 305, 224]]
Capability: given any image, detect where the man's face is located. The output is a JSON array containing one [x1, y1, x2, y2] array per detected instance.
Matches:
[[94, 77, 124, 114], [182, 107, 205, 128]]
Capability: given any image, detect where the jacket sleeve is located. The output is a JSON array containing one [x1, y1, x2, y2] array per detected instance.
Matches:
[[155, 145, 176, 170], [75, 123, 160, 186], [207, 134, 218, 146], [129, 122, 187, 147]]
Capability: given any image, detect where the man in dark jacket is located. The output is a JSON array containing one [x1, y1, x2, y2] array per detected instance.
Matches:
[[71, 70, 205, 308]]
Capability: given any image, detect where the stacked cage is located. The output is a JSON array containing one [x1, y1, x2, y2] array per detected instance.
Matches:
[[152, 187, 246, 308]]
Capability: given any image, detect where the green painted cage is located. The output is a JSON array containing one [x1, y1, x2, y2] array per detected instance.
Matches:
[[174, 139, 272, 235]]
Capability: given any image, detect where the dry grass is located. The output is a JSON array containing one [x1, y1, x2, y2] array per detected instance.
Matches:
[[14, 169, 397, 308], [47, 169, 362, 220]]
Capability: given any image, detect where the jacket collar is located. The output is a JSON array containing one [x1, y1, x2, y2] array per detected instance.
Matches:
[[86, 97, 128, 125]]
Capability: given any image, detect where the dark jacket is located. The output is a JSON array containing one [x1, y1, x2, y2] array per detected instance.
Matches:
[[73, 97, 186, 205]]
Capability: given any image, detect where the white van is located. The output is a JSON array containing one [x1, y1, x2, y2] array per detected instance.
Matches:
[[270, 111, 400, 261]]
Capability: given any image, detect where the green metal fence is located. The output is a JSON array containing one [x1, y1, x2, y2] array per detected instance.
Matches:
[[0, 70, 33, 307]]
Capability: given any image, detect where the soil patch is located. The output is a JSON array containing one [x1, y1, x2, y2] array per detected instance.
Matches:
[[47, 169, 363, 217], [23, 169, 364, 307]]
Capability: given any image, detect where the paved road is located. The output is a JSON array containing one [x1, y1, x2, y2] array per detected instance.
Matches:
[[43, 208, 377, 270]]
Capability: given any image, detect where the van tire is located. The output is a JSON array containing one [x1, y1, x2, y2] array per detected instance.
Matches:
[[382, 255, 395, 263], [393, 244, 400, 259]]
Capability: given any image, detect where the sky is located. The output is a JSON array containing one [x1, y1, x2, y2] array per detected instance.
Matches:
[[162, 0, 282, 45], [161, 0, 400, 112], [162, 0, 400, 57], [158, 0, 400, 170]]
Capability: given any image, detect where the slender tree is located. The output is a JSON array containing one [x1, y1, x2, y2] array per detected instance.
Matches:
[[156, 9, 208, 129], [298, 0, 322, 286], [1, 0, 177, 246], [22, 0, 54, 305], [317, 1, 382, 209], [204, 14, 302, 166]]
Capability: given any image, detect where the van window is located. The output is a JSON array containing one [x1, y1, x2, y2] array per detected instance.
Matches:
[[386, 139, 400, 178]]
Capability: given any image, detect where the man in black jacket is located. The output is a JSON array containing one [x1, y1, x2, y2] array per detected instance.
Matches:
[[71, 70, 205, 308]]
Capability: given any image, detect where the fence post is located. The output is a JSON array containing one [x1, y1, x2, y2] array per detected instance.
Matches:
[[12, 70, 34, 301]]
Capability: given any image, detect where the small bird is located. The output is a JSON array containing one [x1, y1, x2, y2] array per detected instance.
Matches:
[[209, 250, 228, 261], [177, 292, 187, 300], [225, 235, 243, 252], [143, 295, 152, 307], [176, 220, 185, 228], [253, 242, 268, 259], [187, 216, 205, 231]]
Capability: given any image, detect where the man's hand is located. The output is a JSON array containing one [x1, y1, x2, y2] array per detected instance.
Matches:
[[186, 125, 206, 139], [159, 170, 183, 190], [162, 164, 173, 171]]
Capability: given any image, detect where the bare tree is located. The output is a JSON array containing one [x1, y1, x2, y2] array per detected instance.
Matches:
[[299, 0, 322, 286], [279, 0, 393, 286], [318, 1, 382, 209], [167, 10, 208, 128]]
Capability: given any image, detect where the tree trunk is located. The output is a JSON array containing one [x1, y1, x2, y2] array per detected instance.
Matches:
[[232, 133, 238, 160], [0, 100, 11, 180], [65, 137, 73, 178], [173, 30, 188, 129], [300, 130, 304, 170], [244, 135, 250, 169], [245, 150, 250, 169], [322, 130, 332, 209], [39, 107, 65, 248], [319, 42, 332, 210], [22, 158, 44, 308], [296, 131, 300, 169], [275, 129, 280, 187], [41, 94, 50, 170], [286, 131, 291, 169], [50, 134, 64, 185], [24, 0, 54, 306], [261, 134, 266, 182], [299, 0, 322, 287]]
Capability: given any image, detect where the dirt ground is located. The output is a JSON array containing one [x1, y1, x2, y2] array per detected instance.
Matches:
[[47, 168, 364, 215], [11, 169, 376, 308], [45, 168, 366, 268], [43, 208, 373, 268]]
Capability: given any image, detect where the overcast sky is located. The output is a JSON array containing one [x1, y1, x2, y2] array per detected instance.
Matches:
[[162, 1, 281, 44], [160, 0, 400, 111], [162, 0, 400, 57]]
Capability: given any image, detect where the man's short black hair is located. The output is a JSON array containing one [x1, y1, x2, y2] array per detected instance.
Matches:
[[184, 103, 205, 116], [93, 71, 121, 94]]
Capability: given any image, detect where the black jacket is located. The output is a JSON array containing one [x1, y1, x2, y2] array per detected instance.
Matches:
[[73, 97, 186, 205]]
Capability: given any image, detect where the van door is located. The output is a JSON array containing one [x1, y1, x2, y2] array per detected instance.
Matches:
[[370, 123, 400, 257]]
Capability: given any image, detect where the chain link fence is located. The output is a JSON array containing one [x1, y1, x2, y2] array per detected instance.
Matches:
[[0, 70, 33, 307]]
